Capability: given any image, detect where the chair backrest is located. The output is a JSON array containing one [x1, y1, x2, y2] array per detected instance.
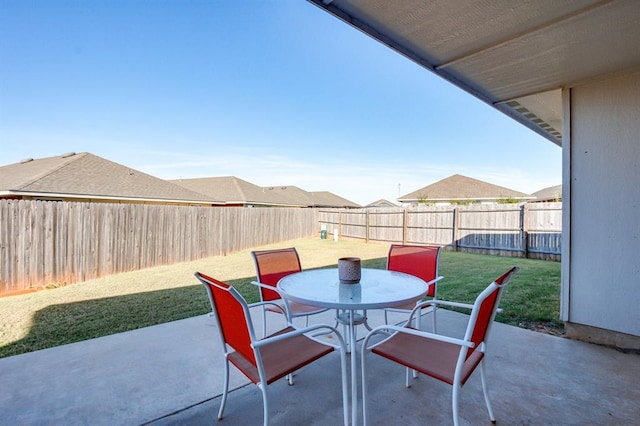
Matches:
[[387, 244, 441, 297], [251, 247, 302, 302], [194, 272, 256, 365], [465, 266, 519, 359]]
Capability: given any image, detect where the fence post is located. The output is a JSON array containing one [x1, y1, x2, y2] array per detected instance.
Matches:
[[452, 207, 459, 251], [365, 210, 370, 243], [338, 211, 342, 239], [402, 209, 408, 244], [521, 203, 529, 258]]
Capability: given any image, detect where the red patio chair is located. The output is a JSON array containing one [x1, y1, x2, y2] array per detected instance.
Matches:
[[385, 244, 444, 331], [251, 247, 329, 337], [195, 272, 349, 426], [385, 244, 444, 384], [361, 266, 519, 426]]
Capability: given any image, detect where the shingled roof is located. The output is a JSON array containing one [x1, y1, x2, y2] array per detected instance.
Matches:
[[365, 199, 398, 208], [310, 191, 361, 208], [262, 186, 314, 207], [398, 174, 533, 204], [262, 186, 360, 208], [0, 152, 213, 205], [171, 176, 297, 207], [531, 184, 562, 202]]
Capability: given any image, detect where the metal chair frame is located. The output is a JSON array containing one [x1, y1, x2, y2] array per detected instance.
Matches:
[[195, 272, 349, 426], [361, 266, 519, 426]]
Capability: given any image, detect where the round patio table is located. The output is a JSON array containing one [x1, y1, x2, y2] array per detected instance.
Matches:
[[278, 268, 427, 425]]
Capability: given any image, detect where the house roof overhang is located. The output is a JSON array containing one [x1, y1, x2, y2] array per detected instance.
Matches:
[[308, 0, 640, 146]]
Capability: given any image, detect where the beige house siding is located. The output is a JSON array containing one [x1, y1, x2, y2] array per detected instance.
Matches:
[[563, 71, 640, 338]]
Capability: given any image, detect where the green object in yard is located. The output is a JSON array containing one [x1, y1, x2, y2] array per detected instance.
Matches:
[[320, 230, 327, 239]]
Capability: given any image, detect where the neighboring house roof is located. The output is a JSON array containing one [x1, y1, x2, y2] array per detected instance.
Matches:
[[262, 186, 361, 208], [309, 1, 640, 146], [310, 191, 361, 208], [171, 176, 296, 207], [398, 174, 532, 203], [262, 186, 314, 207], [0, 152, 213, 205], [531, 185, 562, 202], [365, 199, 397, 208], [172, 177, 360, 208]]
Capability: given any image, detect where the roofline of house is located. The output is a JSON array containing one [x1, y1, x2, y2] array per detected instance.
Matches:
[[221, 199, 305, 207], [0, 190, 219, 206], [0, 190, 346, 208], [397, 196, 535, 202]]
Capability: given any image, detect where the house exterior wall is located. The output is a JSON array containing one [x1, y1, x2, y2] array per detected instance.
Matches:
[[564, 70, 640, 339]]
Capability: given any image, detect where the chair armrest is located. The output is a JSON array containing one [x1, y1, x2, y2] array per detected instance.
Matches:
[[250, 281, 293, 317], [251, 280, 278, 293], [424, 299, 474, 310], [407, 299, 475, 323], [362, 324, 474, 351], [247, 300, 286, 314], [425, 275, 444, 286], [412, 298, 503, 316], [253, 323, 347, 353]]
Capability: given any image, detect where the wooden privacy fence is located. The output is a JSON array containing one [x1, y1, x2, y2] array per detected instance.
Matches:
[[0, 200, 317, 294], [319, 203, 562, 260]]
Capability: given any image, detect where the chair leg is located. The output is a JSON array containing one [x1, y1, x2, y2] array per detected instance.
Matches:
[[260, 384, 269, 426], [480, 359, 496, 423], [452, 384, 460, 426], [218, 358, 230, 420]]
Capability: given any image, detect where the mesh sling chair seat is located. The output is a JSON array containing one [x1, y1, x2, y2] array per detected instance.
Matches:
[[195, 272, 349, 426], [361, 266, 519, 426], [251, 247, 329, 337]]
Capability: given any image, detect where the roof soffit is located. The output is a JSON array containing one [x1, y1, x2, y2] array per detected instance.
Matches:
[[309, 0, 640, 145]]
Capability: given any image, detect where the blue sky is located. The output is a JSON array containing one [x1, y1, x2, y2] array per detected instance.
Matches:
[[0, 1, 561, 205]]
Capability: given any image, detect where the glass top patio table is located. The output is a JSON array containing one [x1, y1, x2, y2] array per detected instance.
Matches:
[[277, 268, 428, 310], [278, 268, 427, 425]]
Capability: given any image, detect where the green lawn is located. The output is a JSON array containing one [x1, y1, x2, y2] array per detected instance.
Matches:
[[0, 238, 561, 358]]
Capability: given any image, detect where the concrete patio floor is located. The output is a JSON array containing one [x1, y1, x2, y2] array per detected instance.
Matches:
[[1, 308, 638, 425]]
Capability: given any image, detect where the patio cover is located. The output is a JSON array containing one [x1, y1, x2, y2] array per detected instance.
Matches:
[[308, 0, 640, 145]]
